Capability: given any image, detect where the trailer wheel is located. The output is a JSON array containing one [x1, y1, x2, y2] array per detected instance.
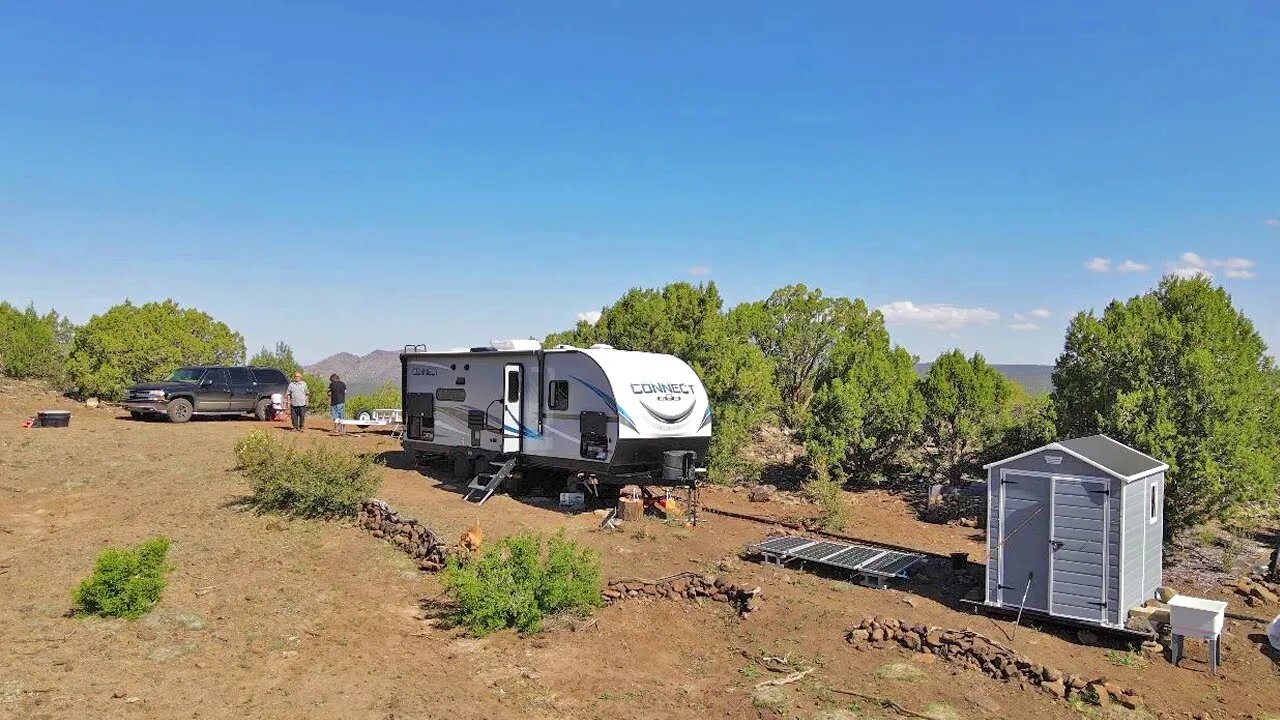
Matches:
[[357, 410, 374, 421], [253, 398, 271, 421], [452, 454, 475, 480], [166, 398, 193, 423]]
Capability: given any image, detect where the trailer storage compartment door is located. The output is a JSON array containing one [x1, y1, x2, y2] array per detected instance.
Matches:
[[405, 393, 434, 441], [580, 411, 608, 460]]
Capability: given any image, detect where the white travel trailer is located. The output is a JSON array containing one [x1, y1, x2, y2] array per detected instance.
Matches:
[[400, 340, 712, 498]]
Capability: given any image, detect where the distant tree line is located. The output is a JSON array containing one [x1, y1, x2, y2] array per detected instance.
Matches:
[[547, 276, 1280, 536], [2, 275, 1277, 536]]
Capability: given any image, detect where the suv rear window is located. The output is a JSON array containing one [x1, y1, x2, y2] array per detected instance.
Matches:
[[251, 368, 287, 385]]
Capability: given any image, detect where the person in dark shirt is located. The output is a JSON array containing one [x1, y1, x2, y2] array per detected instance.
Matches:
[[328, 373, 347, 431]]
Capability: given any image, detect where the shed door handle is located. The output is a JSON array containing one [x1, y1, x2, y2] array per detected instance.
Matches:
[[1050, 541, 1064, 551]]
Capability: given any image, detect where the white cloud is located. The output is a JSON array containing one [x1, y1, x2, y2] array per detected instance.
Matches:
[[1163, 252, 1257, 281], [1215, 257, 1256, 279], [1167, 252, 1213, 280], [575, 310, 602, 325], [1009, 322, 1041, 331], [877, 301, 999, 329], [1265, 218, 1279, 227], [1085, 256, 1150, 273], [1116, 260, 1150, 273], [1013, 308, 1051, 321], [687, 265, 711, 276], [1084, 257, 1112, 272]]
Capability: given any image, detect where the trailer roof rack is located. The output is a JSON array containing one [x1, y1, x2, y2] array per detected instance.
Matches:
[[749, 535, 924, 588]]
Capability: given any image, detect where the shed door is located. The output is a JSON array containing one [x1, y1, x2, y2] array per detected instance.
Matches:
[[998, 474, 1051, 612], [1050, 476, 1108, 622]]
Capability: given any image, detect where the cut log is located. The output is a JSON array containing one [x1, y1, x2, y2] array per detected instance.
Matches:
[[618, 497, 645, 522]]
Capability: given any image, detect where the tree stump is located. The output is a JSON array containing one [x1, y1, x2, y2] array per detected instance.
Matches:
[[618, 497, 644, 521]]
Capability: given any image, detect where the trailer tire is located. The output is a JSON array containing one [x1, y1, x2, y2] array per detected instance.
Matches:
[[452, 454, 475, 480], [253, 398, 271, 421], [356, 410, 374, 421], [166, 398, 193, 423]]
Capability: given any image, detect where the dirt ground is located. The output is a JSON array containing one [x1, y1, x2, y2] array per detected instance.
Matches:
[[2, 380, 1278, 720]]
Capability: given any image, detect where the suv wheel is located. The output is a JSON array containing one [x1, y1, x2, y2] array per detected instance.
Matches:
[[254, 398, 271, 421], [167, 398, 194, 423]]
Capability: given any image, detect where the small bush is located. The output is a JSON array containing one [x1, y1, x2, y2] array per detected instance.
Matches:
[[234, 429, 381, 519], [803, 456, 847, 531], [72, 537, 172, 619], [441, 529, 602, 636]]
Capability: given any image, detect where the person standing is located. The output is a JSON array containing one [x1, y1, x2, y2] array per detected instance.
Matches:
[[286, 371, 309, 432], [328, 373, 347, 432]]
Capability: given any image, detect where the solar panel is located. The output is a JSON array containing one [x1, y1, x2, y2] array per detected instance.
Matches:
[[793, 541, 849, 561], [749, 534, 924, 584], [860, 551, 922, 577], [825, 546, 884, 570], [755, 536, 816, 554]]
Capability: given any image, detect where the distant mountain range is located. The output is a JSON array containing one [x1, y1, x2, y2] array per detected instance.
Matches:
[[308, 350, 1056, 398], [914, 363, 1055, 395], [304, 350, 400, 396]]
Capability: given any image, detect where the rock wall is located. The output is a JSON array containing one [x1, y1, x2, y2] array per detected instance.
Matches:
[[357, 499, 449, 572], [603, 573, 762, 617], [846, 617, 1144, 710]]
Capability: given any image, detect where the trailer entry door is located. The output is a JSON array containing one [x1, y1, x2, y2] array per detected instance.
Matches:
[[502, 364, 523, 454]]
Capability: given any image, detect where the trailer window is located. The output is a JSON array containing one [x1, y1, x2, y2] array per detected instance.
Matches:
[[549, 381, 569, 410], [506, 371, 520, 402], [435, 388, 465, 402]]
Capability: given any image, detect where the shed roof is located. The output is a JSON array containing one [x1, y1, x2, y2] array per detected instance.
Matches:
[[983, 434, 1168, 482]]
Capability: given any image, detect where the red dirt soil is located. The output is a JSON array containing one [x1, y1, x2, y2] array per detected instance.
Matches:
[[1, 380, 1277, 719]]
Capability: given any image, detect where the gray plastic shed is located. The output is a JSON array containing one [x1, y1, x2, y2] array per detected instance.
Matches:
[[982, 434, 1168, 630]]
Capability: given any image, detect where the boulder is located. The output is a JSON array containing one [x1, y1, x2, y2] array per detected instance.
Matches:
[[1155, 586, 1177, 603], [1041, 678, 1066, 699], [748, 484, 777, 502], [1250, 584, 1278, 604]]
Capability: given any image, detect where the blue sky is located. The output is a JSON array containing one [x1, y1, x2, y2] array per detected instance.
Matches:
[[2, 2, 1278, 365]]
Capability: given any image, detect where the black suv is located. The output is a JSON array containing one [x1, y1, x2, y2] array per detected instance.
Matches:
[[122, 366, 290, 423]]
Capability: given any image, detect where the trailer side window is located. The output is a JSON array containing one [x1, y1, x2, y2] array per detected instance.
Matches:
[[506, 371, 520, 402], [435, 388, 465, 402], [549, 381, 569, 410]]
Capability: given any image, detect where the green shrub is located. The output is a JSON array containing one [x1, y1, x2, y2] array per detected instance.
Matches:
[[248, 341, 303, 376], [72, 537, 172, 619], [66, 299, 244, 400], [346, 381, 401, 421], [234, 429, 381, 519], [303, 372, 329, 415], [441, 529, 602, 636], [0, 302, 74, 386], [803, 456, 847, 530]]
